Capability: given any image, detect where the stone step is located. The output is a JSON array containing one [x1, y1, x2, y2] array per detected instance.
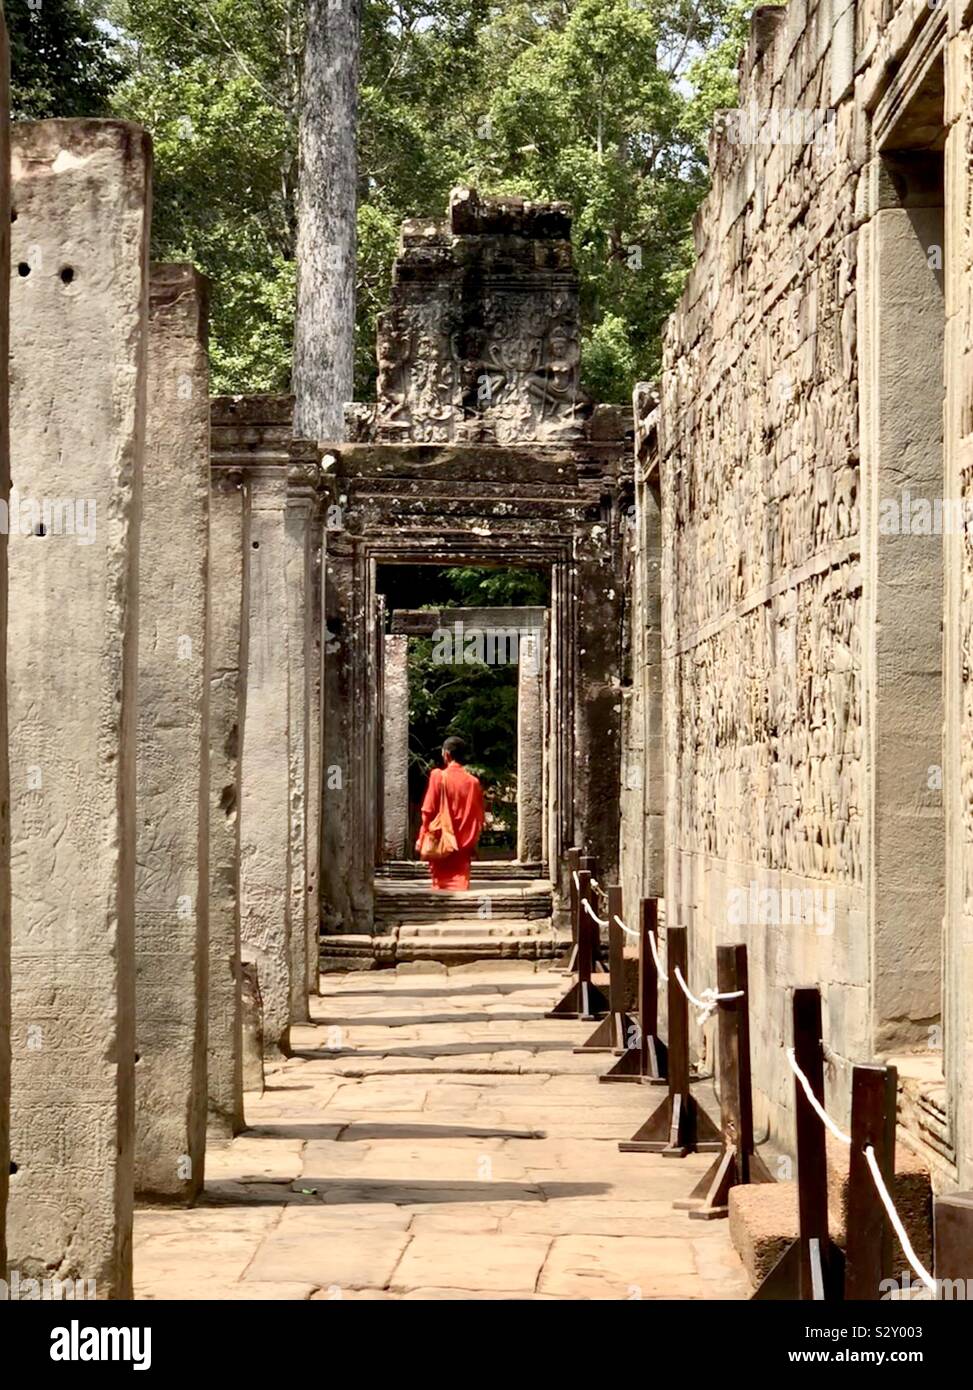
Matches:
[[374, 879, 553, 925], [396, 918, 557, 937], [377, 860, 544, 880], [320, 924, 570, 969]]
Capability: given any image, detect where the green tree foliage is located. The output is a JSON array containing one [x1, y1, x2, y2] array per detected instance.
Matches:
[[16, 0, 762, 399], [439, 565, 549, 608], [106, 0, 304, 392], [7, 0, 124, 119]]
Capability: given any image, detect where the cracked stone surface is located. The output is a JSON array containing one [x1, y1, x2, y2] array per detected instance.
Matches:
[[134, 970, 748, 1300]]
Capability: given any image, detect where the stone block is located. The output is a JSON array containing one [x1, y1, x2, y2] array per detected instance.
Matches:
[[826, 1134, 933, 1275], [728, 1181, 799, 1287], [728, 1141, 934, 1290]]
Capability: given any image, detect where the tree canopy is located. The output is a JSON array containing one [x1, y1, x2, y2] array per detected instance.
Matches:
[[8, 0, 761, 401]]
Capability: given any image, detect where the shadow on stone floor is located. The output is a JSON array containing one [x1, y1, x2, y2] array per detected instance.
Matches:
[[244, 1122, 545, 1140], [289, 1179, 609, 1205], [339, 1123, 545, 1140], [299, 1039, 576, 1060]]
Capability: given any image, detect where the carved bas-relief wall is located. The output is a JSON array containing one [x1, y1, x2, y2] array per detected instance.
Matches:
[[348, 187, 585, 449], [323, 190, 632, 939], [641, 0, 973, 1181]]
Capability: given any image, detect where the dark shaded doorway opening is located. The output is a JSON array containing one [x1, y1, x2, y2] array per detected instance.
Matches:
[[375, 564, 551, 863]]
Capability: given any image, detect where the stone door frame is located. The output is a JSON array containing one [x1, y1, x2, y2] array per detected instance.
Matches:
[[382, 605, 549, 868], [323, 529, 581, 932], [362, 536, 574, 886]]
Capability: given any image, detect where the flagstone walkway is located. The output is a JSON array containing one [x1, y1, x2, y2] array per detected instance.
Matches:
[[134, 966, 749, 1300]]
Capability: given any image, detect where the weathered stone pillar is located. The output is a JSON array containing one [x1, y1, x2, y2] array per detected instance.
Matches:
[[285, 461, 316, 1025], [619, 389, 664, 911], [382, 633, 409, 860], [0, 11, 11, 1281], [133, 264, 210, 1200], [574, 536, 625, 884], [322, 533, 369, 929], [306, 529, 324, 996], [860, 179, 945, 1051], [208, 466, 248, 1137], [7, 120, 150, 1297], [240, 471, 292, 1055], [517, 629, 544, 862]]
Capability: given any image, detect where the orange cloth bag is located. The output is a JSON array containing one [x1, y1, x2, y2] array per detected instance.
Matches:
[[418, 773, 459, 860]]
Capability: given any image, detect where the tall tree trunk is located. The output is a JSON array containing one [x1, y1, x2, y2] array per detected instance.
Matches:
[[293, 0, 360, 441]]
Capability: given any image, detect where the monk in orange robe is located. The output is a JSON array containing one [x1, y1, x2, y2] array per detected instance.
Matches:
[[417, 736, 485, 890]]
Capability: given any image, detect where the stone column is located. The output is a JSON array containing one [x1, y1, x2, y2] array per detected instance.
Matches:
[[133, 265, 210, 1200], [382, 633, 409, 860], [574, 536, 625, 885], [860, 179, 946, 1052], [7, 120, 150, 1298], [240, 470, 292, 1055], [0, 11, 11, 1281], [517, 628, 544, 862], [306, 529, 323, 996], [321, 535, 368, 929], [208, 466, 248, 1137], [285, 462, 315, 1025]]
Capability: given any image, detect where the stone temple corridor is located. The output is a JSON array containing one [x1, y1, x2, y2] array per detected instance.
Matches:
[[7, 0, 973, 1337], [134, 967, 746, 1301]]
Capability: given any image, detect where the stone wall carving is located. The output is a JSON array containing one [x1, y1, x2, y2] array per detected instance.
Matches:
[[350, 188, 590, 446], [650, 0, 875, 1152]]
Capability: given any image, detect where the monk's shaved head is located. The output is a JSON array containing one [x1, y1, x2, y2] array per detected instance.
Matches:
[[442, 736, 467, 764]]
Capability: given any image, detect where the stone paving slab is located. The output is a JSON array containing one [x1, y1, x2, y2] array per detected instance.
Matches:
[[134, 969, 748, 1300]]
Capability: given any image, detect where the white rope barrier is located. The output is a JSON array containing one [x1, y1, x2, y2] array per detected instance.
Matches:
[[822, 1042, 852, 1072], [785, 1047, 851, 1145], [571, 870, 580, 891], [864, 1145, 936, 1295], [613, 913, 638, 940], [673, 965, 744, 1026], [648, 927, 668, 982], [582, 897, 609, 929], [785, 1049, 936, 1294]]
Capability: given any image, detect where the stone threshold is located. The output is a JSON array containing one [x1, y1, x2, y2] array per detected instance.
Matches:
[[320, 924, 570, 970]]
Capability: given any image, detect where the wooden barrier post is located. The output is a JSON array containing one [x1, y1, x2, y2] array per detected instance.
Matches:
[[554, 847, 581, 973], [546, 869, 609, 1021], [601, 897, 667, 1084], [618, 926, 721, 1156], [934, 1191, 973, 1299], [754, 987, 844, 1299], [676, 944, 773, 1216], [575, 885, 637, 1053], [844, 1062, 897, 1299], [581, 855, 609, 973]]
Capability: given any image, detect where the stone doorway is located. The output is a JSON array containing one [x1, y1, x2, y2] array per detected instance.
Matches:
[[318, 189, 632, 962], [379, 589, 550, 869]]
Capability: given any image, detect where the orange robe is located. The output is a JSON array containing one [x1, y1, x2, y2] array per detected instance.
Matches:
[[420, 763, 485, 890]]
